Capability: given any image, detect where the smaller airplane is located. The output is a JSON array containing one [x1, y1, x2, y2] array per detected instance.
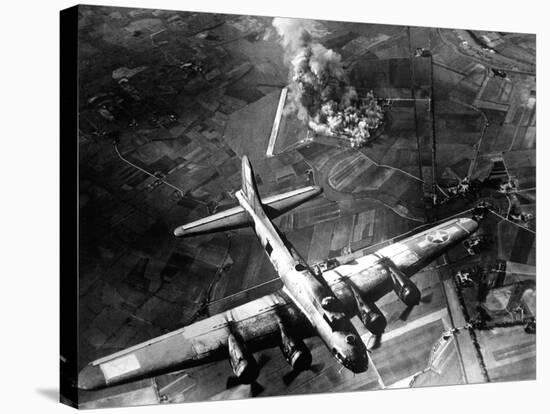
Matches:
[[78, 156, 479, 392]]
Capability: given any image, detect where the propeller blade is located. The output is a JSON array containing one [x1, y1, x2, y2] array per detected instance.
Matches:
[[370, 334, 382, 350], [399, 305, 414, 321], [398, 292, 430, 321]]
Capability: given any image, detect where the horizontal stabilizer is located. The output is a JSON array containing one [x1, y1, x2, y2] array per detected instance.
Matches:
[[174, 185, 322, 237]]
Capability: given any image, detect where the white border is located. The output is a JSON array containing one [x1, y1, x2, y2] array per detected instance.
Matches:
[[1, 1, 545, 413]]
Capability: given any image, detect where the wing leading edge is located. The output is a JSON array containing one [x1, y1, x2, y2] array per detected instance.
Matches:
[[78, 290, 310, 390], [321, 217, 479, 306]]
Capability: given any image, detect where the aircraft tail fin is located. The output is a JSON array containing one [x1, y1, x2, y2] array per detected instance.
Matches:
[[173, 155, 322, 238], [241, 155, 262, 212]]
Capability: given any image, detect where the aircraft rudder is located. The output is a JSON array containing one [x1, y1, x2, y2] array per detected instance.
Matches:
[[241, 155, 261, 210]]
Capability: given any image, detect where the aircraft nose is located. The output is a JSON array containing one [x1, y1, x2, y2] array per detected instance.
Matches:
[[346, 344, 369, 374], [351, 353, 369, 373], [78, 365, 106, 390]]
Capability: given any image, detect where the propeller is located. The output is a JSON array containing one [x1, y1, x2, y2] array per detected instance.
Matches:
[[398, 305, 414, 321], [226, 353, 269, 397], [369, 334, 382, 350], [398, 292, 433, 321]]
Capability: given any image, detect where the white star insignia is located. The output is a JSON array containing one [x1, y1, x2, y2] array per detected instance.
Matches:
[[427, 230, 449, 244]]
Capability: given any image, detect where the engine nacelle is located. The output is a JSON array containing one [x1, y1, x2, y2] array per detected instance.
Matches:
[[358, 301, 387, 336], [388, 265, 421, 307], [347, 281, 387, 335], [279, 323, 312, 371], [227, 333, 259, 384]]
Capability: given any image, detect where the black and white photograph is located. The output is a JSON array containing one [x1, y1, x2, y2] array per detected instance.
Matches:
[[0, 1, 539, 413], [57, 4, 538, 408]]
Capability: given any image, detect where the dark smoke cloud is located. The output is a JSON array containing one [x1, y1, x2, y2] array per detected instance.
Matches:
[[273, 18, 384, 146]]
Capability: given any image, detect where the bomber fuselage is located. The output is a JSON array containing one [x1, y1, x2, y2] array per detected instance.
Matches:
[[235, 190, 369, 373]]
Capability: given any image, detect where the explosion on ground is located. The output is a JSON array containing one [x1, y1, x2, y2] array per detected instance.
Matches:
[[273, 18, 385, 147]]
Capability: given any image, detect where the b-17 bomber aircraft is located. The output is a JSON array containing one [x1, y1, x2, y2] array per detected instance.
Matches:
[[78, 156, 479, 391]]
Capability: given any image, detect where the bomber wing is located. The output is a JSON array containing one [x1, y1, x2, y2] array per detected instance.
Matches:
[[320, 217, 479, 309], [78, 290, 311, 390]]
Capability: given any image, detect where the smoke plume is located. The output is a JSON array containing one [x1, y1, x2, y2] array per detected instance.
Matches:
[[272, 17, 384, 146]]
